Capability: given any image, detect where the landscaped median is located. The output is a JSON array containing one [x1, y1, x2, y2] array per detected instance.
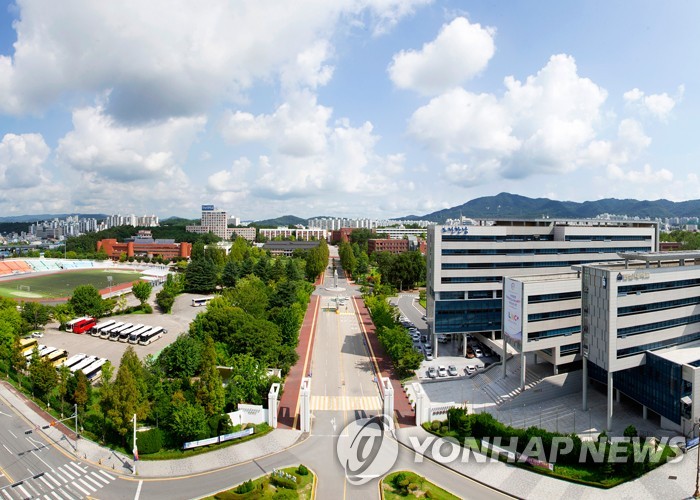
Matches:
[[206, 464, 315, 499], [422, 408, 682, 488], [381, 471, 458, 500]]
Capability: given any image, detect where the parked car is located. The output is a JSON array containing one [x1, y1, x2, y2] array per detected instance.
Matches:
[[448, 365, 458, 376], [421, 315, 427, 321], [30, 331, 44, 338], [438, 366, 448, 377], [438, 335, 449, 343], [428, 366, 437, 378], [420, 334, 428, 343], [474, 348, 484, 358], [465, 365, 476, 375], [425, 353, 433, 361]]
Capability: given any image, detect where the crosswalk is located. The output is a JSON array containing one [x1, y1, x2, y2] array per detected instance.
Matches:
[[310, 395, 382, 411], [0, 461, 115, 500]]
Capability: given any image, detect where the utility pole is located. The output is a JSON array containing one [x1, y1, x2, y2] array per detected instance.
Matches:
[[74, 403, 78, 451], [132, 414, 138, 476]]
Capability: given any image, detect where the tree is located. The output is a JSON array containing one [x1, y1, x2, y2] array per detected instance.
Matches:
[[228, 275, 269, 319], [73, 370, 90, 414], [132, 281, 152, 307], [21, 302, 51, 331], [221, 260, 240, 288], [338, 241, 357, 277], [355, 251, 369, 275], [228, 237, 249, 262], [107, 363, 148, 440], [51, 303, 75, 329], [169, 396, 209, 443], [69, 285, 107, 318], [156, 288, 175, 313], [57, 364, 71, 417], [285, 259, 303, 281], [158, 333, 204, 378], [190, 241, 206, 261], [97, 361, 115, 441], [224, 354, 269, 410], [184, 258, 218, 294], [195, 337, 225, 417], [304, 247, 326, 281], [29, 349, 58, 403]]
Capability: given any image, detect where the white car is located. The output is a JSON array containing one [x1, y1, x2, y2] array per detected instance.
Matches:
[[438, 366, 448, 377], [424, 346, 433, 355], [428, 366, 437, 378], [425, 352, 433, 361], [474, 348, 484, 358], [448, 365, 458, 376], [465, 365, 476, 375], [30, 331, 44, 338]]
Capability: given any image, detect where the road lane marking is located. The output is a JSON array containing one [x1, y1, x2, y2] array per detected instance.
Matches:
[[37, 474, 54, 489], [134, 479, 143, 500], [70, 480, 89, 496], [58, 466, 74, 480], [82, 474, 101, 488], [28, 441, 54, 471], [97, 470, 114, 481], [7, 430, 16, 439], [1, 489, 11, 500], [2, 444, 11, 454], [89, 471, 109, 484], [15, 484, 31, 498], [45, 473, 62, 486], [50, 491, 62, 500], [77, 478, 95, 492]]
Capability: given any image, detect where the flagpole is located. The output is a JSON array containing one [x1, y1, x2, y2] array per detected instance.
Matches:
[[133, 414, 138, 475]]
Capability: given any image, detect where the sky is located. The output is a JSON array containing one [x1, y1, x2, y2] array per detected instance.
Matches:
[[0, 1, 698, 220]]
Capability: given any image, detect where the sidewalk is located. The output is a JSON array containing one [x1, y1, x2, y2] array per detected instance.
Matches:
[[352, 296, 415, 427], [0, 380, 301, 478]]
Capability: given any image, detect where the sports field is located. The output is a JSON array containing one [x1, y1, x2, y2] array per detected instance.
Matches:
[[0, 269, 144, 299]]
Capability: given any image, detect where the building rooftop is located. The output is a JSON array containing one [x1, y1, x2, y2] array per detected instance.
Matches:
[[618, 250, 700, 263], [511, 272, 581, 283], [655, 339, 700, 366]]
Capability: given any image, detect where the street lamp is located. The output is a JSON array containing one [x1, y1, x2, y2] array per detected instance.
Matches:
[[694, 419, 700, 498]]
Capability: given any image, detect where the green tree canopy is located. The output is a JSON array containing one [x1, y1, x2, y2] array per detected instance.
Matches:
[[21, 302, 51, 331], [131, 281, 152, 306], [184, 258, 218, 294], [69, 285, 107, 318]]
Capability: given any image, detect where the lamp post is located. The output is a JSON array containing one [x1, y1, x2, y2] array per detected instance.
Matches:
[[694, 420, 700, 498]]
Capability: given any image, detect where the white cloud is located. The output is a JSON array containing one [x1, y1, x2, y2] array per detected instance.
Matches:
[[0, 0, 429, 120], [607, 163, 673, 184], [623, 86, 682, 121], [408, 54, 619, 185], [388, 17, 495, 95], [0, 133, 51, 189], [56, 104, 206, 181]]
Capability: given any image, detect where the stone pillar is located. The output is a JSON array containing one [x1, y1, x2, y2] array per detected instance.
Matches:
[[381, 377, 394, 429], [582, 360, 588, 411], [413, 383, 427, 427], [463, 334, 467, 357], [606, 371, 614, 431], [300, 377, 311, 433], [268, 383, 280, 428]]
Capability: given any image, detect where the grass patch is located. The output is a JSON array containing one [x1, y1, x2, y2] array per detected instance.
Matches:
[[206, 465, 315, 499], [382, 471, 458, 500], [0, 269, 143, 299], [418, 299, 426, 309]]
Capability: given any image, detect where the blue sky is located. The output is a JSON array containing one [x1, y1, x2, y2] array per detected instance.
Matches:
[[0, 0, 697, 220]]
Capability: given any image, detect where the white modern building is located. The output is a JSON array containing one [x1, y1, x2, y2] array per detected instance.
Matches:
[[186, 205, 233, 240], [581, 252, 700, 433], [426, 219, 658, 357]]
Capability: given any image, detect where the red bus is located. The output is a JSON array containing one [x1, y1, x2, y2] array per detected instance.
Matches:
[[73, 317, 96, 334]]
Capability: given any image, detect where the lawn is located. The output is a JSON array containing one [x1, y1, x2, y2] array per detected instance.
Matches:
[[382, 471, 459, 500], [207, 465, 315, 499], [0, 269, 143, 299]]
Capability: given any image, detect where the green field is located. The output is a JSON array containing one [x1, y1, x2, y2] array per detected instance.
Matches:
[[0, 269, 144, 299]]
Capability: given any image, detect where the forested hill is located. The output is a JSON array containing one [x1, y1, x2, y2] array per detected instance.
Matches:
[[416, 193, 700, 223]]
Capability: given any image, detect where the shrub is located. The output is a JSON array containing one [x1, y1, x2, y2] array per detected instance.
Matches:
[[296, 464, 309, 476], [141, 303, 153, 314], [235, 479, 254, 494], [440, 426, 448, 434], [270, 474, 298, 490], [272, 490, 297, 500], [392, 472, 407, 489], [128, 428, 163, 455], [408, 482, 419, 491], [431, 421, 441, 431], [623, 425, 638, 438]]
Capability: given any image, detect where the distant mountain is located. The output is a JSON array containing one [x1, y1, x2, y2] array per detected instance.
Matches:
[[418, 193, 700, 223], [252, 215, 308, 227], [0, 213, 108, 223]]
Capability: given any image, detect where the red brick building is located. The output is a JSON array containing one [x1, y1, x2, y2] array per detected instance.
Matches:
[[367, 238, 409, 255], [97, 238, 191, 260]]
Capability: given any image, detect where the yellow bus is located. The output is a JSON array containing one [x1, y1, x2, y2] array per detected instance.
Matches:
[[19, 337, 38, 354], [47, 349, 68, 367]]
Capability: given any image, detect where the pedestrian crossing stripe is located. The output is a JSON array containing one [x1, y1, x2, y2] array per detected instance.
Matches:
[[0, 464, 115, 500], [310, 395, 382, 411]]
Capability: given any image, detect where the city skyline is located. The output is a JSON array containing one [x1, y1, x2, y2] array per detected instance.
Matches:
[[0, 1, 697, 219]]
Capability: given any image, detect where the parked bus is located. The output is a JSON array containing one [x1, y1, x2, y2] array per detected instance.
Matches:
[[73, 317, 96, 334], [128, 325, 152, 344], [118, 324, 143, 343], [47, 349, 68, 367], [82, 358, 107, 382], [191, 296, 215, 307], [24, 344, 44, 359], [19, 337, 38, 354], [109, 323, 133, 341], [138, 326, 165, 345], [70, 355, 98, 373], [66, 316, 90, 332], [100, 321, 124, 340], [37, 345, 57, 358], [62, 353, 87, 369], [91, 320, 116, 337]]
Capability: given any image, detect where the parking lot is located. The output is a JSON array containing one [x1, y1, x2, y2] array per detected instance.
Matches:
[[36, 293, 207, 369]]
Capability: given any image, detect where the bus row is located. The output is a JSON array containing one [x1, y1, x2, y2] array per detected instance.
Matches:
[[89, 319, 167, 345], [59, 353, 109, 383], [66, 316, 97, 334], [20, 339, 68, 367]]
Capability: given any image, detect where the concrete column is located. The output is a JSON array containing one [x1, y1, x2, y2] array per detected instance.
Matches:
[[502, 334, 508, 379], [433, 332, 439, 359], [462, 334, 467, 357], [299, 377, 311, 433], [582, 360, 588, 411], [520, 352, 526, 391], [606, 371, 614, 431], [268, 383, 280, 428], [642, 405, 648, 420], [413, 383, 426, 426], [381, 377, 394, 429], [553, 364, 558, 376], [615, 389, 620, 403]]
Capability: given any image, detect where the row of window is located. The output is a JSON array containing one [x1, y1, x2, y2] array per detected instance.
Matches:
[[529, 291, 581, 304], [618, 295, 700, 317], [564, 235, 652, 241], [441, 276, 503, 284], [441, 258, 624, 270], [441, 235, 554, 242], [618, 277, 700, 295], [560, 343, 581, 355], [617, 313, 700, 338], [528, 326, 580, 341], [528, 308, 581, 322], [434, 299, 502, 333], [617, 331, 700, 359], [441, 246, 650, 256]]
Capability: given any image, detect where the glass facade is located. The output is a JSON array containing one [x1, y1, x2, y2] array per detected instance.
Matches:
[[442, 246, 651, 256], [434, 299, 502, 334], [618, 296, 700, 316], [619, 278, 700, 295], [528, 308, 581, 322], [529, 291, 581, 303], [565, 235, 652, 241], [528, 326, 580, 341], [617, 331, 700, 357], [618, 313, 700, 338]]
